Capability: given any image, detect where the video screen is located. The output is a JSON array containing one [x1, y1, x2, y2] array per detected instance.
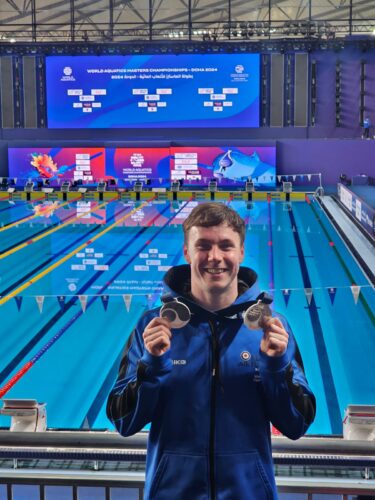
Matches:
[[46, 54, 260, 128], [106, 147, 170, 186], [8, 147, 106, 186], [170, 146, 276, 187]]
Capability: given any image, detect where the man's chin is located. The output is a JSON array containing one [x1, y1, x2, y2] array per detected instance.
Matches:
[[205, 283, 228, 294]]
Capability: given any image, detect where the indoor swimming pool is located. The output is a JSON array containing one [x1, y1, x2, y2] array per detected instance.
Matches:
[[0, 198, 374, 435]]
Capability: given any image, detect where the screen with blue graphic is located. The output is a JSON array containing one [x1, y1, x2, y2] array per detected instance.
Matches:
[[170, 146, 276, 187], [46, 54, 260, 128]]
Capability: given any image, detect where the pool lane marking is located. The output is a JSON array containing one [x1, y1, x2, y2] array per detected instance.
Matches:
[[288, 206, 341, 434], [82, 241, 188, 428], [0, 196, 46, 214], [1, 229, 101, 298], [308, 198, 375, 326], [0, 198, 81, 232], [1, 202, 107, 256], [267, 201, 275, 291], [80, 197, 212, 427], [0, 197, 117, 260], [0, 202, 165, 386], [0, 197, 167, 386], [0, 201, 135, 298], [0, 199, 191, 399], [0, 195, 46, 210], [0, 197, 154, 305]]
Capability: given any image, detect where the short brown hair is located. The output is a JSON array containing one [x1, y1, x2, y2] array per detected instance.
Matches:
[[183, 202, 245, 244]]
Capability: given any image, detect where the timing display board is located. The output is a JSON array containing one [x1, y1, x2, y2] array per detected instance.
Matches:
[[45, 54, 260, 128]]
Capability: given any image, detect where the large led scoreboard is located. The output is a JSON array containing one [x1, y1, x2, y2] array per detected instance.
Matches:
[[45, 54, 260, 129]]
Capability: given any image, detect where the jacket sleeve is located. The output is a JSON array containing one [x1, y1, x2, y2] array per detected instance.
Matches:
[[257, 316, 316, 440], [106, 318, 172, 437]]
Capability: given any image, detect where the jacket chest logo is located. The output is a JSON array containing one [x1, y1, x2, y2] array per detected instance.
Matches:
[[240, 351, 251, 361], [172, 359, 187, 365], [239, 351, 251, 367]]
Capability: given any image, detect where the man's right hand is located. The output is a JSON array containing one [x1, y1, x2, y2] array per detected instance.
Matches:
[[142, 317, 172, 357]]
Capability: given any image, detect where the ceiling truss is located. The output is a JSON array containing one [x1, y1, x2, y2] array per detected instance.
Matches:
[[0, 0, 374, 42]]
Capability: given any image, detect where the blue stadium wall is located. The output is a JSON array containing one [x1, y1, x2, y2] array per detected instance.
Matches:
[[1, 45, 375, 184]]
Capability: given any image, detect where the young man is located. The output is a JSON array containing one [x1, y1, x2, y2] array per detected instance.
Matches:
[[107, 202, 316, 500]]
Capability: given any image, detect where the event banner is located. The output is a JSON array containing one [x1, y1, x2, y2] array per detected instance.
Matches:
[[8, 145, 275, 188], [338, 183, 375, 237], [106, 147, 170, 185], [46, 54, 260, 128], [8, 147, 106, 185], [170, 146, 276, 187]]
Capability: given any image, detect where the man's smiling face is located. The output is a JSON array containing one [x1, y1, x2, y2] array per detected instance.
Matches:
[[183, 223, 244, 298]]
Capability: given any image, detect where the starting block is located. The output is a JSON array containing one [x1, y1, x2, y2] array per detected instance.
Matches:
[[0, 399, 47, 432], [343, 405, 375, 440]]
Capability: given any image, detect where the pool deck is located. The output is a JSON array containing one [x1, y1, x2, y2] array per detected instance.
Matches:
[[321, 195, 375, 281]]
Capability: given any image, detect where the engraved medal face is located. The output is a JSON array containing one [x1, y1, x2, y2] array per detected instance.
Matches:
[[160, 301, 191, 329], [244, 300, 272, 330]]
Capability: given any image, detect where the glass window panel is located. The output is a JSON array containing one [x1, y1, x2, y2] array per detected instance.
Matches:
[[77, 487, 105, 500], [110, 487, 139, 500], [12, 485, 40, 500], [45, 485, 73, 500]]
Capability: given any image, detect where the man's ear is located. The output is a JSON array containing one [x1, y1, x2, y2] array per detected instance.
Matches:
[[183, 244, 191, 264]]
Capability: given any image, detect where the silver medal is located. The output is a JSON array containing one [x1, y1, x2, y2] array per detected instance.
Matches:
[[244, 300, 272, 330], [160, 300, 191, 329]]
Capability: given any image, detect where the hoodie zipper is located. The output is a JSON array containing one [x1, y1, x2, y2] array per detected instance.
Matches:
[[209, 319, 220, 500]]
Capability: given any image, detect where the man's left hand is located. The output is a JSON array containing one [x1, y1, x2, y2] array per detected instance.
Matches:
[[260, 317, 289, 357]]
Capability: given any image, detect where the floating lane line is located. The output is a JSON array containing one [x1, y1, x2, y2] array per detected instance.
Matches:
[[0, 197, 155, 306], [288, 206, 341, 433], [0, 201, 134, 298], [0, 198, 81, 232], [0, 195, 46, 212], [0, 201, 169, 385], [267, 200, 275, 292], [0, 199, 191, 399], [0, 195, 46, 214], [1, 206, 96, 256], [81, 222, 190, 429], [0, 197, 117, 260]]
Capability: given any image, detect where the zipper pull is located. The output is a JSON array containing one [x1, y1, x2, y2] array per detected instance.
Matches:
[[212, 367, 216, 377], [253, 356, 261, 382]]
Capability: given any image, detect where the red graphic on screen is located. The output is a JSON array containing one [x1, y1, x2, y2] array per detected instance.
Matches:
[[30, 154, 59, 179]]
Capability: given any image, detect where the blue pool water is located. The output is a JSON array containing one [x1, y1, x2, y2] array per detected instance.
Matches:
[[0, 198, 374, 435]]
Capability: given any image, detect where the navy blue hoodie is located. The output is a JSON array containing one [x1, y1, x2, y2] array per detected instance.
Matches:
[[107, 265, 316, 499]]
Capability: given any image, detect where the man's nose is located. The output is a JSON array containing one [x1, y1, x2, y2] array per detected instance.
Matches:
[[208, 246, 221, 261]]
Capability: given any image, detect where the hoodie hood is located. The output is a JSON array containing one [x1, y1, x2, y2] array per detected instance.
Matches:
[[162, 264, 269, 320]]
